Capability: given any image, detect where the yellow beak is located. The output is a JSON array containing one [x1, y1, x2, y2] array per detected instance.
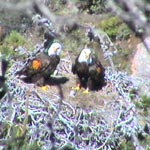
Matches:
[[53, 47, 59, 52]]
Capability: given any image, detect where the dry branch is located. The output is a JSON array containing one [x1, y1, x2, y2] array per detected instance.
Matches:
[[107, 0, 150, 53]]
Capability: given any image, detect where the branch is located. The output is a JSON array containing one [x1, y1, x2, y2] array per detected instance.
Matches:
[[107, 0, 150, 53]]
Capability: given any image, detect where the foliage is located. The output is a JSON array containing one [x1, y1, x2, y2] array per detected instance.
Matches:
[[0, 30, 26, 58], [120, 135, 150, 150], [0, 30, 33, 59], [76, 0, 107, 14], [5, 138, 41, 150], [1, 123, 42, 150], [90, 0, 107, 14], [5, 30, 26, 49], [135, 95, 150, 112], [99, 16, 131, 40], [119, 140, 135, 150], [50, 0, 107, 14], [141, 95, 150, 109]]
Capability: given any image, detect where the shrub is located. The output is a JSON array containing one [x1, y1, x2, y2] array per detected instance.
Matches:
[[76, 0, 107, 14], [5, 30, 26, 48], [140, 95, 150, 111], [99, 16, 131, 40], [135, 95, 150, 115], [0, 30, 26, 58]]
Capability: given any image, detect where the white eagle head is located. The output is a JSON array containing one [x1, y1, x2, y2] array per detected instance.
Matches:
[[48, 42, 62, 56], [78, 48, 92, 64]]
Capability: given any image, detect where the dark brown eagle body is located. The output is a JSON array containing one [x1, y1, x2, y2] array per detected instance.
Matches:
[[87, 56, 106, 90], [17, 42, 62, 86], [18, 53, 59, 86], [72, 59, 89, 88], [72, 48, 106, 91]]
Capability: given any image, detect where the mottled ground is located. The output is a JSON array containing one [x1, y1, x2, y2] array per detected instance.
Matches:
[[36, 71, 122, 113]]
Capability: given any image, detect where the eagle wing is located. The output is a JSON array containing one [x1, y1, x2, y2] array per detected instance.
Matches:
[[71, 63, 76, 75], [89, 63, 105, 77], [88, 56, 105, 90], [17, 53, 59, 77], [43, 55, 60, 78], [16, 53, 60, 86], [72, 57, 89, 88], [72, 58, 89, 76]]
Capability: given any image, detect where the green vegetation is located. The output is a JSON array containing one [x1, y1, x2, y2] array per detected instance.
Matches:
[[99, 16, 131, 40], [119, 140, 135, 150], [0, 30, 26, 58], [50, 0, 107, 14], [141, 95, 150, 110], [0, 30, 33, 59], [1, 123, 42, 150], [135, 95, 150, 112], [75, 0, 107, 14], [120, 136, 150, 150], [90, 0, 107, 14]]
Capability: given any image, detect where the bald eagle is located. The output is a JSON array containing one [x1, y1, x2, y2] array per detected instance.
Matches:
[[72, 48, 106, 93], [16, 42, 62, 86]]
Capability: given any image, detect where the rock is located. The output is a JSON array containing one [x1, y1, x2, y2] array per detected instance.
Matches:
[[131, 37, 150, 78], [131, 37, 150, 96]]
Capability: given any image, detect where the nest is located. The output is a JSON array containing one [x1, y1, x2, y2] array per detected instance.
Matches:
[[0, 16, 145, 149], [0, 51, 143, 150]]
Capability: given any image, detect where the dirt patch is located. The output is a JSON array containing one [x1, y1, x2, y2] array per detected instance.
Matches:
[[37, 72, 120, 112]]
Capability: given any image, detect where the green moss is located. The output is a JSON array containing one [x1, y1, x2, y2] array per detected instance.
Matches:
[[134, 95, 150, 117], [0, 30, 35, 61], [2, 123, 42, 150], [117, 24, 131, 40], [99, 16, 131, 40], [5, 30, 26, 47], [141, 136, 150, 150], [90, 0, 107, 14], [22, 142, 42, 150], [136, 95, 150, 110], [101, 16, 122, 28], [129, 89, 138, 100], [119, 140, 135, 150], [0, 30, 26, 58]]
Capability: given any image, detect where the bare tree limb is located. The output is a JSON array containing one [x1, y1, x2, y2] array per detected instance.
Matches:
[[107, 0, 150, 53]]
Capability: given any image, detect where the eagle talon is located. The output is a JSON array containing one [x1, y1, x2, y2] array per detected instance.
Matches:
[[41, 85, 50, 91], [72, 84, 81, 91], [72, 86, 80, 91], [83, 89, 89, 94]]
